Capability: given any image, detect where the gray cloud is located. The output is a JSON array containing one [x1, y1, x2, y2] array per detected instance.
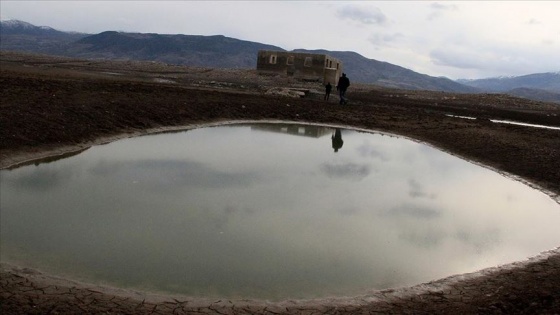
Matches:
[[337, 206, 360, 216], [320, 162, 371, 181], [356, 141, 389, 160], [368, 32, 405, 48], [430, 2, 458, 11], [427, 2, 458, 20], [408, 179, 437, 199], [454, 228, 501, 252], [429, 44, 559, 77], [430, 50, 483, 70], [401, 226, 501, 250], [5, 167, 69, 192], [400, 228, 445, 248], [90, 159, 257, 191], [336, 4, 387, 25], [384, 204, 442, 220]]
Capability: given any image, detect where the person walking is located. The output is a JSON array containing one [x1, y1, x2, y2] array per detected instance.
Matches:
[[336, 73, 350, 105], [324, 82, 332, 101]]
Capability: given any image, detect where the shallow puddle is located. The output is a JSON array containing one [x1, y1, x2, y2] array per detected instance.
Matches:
[[1, 123, 559, 300]]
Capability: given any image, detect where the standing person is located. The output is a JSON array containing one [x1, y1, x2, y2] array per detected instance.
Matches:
[[324, 82, 332, 101], [336, 73, 350, 105]]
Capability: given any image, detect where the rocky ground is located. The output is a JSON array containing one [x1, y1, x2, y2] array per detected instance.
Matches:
[[1, 51, 560, 314]]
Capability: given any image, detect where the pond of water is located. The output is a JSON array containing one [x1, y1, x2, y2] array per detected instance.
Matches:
[[1, 123, 559, 300]]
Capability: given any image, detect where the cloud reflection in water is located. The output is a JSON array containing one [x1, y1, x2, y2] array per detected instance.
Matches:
[[1, 123, 559, 300]]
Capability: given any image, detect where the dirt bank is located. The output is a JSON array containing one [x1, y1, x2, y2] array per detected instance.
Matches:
[[1, 51, 560, 314]]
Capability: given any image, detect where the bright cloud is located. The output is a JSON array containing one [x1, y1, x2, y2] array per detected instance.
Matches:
[[427, 2, 458, 20], [336, 4, 387, 25]]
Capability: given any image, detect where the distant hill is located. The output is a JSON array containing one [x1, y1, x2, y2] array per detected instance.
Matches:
[[295, 49, 476, 92], [1, 19, 558, 99], [0, 19, 87, 54], [68, 31, 284, 68], [0, 19, 71, 37], [457, 73, 560, 103], [457, 73, 560, 93], [1, 20, 284, 68], [506, 87, 560, 104]]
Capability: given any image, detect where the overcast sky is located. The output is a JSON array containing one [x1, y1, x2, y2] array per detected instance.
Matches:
[[1, 1, 559, 80]]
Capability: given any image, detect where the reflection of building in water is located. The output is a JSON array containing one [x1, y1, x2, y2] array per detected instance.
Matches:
[[251, 124, 332, 138]]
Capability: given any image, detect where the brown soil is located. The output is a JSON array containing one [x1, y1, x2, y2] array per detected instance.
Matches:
[[1, 51, 560, 314]]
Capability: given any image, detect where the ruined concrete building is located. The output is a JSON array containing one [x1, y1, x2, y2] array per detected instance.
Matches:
[[256, 50, 343, 85]]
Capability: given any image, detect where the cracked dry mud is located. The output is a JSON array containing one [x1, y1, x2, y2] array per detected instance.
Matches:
[[1, 51, 560, 314]]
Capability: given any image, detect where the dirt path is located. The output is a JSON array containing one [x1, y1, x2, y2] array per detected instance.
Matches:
[[1, 52, 560, 314]]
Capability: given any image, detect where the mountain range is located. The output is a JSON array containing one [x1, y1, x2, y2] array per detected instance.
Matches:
[[1, 19, 559, 103]]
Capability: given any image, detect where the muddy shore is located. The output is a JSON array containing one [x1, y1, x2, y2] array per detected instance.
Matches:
[[1, 51, 560, 314]]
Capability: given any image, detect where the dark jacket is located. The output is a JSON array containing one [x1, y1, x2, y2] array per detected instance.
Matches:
[[337, 76, 350, 90]]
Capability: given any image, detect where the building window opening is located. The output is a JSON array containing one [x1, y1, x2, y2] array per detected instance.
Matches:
[[304, 57, 312, 67], [287, 56, 294, 65], [270, 55, 277, 64]]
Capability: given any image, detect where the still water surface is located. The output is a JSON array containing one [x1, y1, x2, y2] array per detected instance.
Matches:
[[1, 123, 560, 300]]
